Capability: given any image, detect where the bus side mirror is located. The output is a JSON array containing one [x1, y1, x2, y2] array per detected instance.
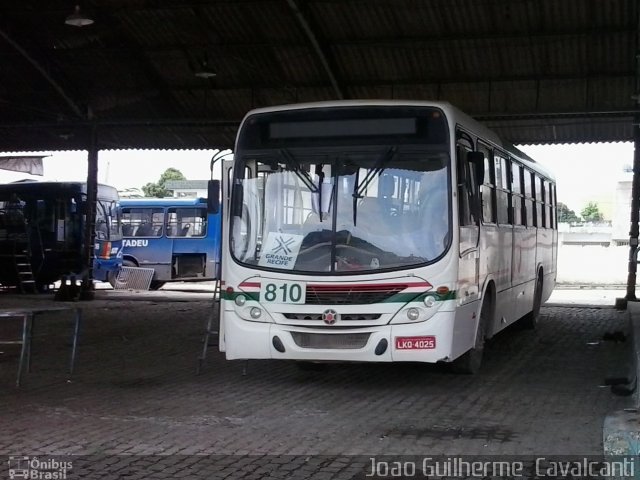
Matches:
[[231, 183, 244, 217], [207, 180, 220, 214], [467, 151, 485, 185]]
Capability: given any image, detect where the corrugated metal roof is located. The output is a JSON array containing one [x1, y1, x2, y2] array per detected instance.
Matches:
[[0, 0, 637, 150]]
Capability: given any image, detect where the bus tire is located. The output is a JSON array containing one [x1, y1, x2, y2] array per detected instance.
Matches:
[[520, 272, 543, 330], [451, 298, 490, 374], [149, 281, 166, 290]]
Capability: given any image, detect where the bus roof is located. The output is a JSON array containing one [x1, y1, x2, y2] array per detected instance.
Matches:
[[119, 197, 207, 207], [239, 100, 554, 181], [0, 181, 119, 198]]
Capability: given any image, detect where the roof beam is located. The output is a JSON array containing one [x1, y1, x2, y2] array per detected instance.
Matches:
[[20, 26, 634, 56], [9, 71, 623, 94], [0, 109, 634, 132], [0, 26, 86, 119], [285, 0, 344, 99], [330, 26, 636, 48]]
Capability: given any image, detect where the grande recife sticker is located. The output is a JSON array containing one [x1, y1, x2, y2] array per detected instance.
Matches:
[[258, 233, 304, 270]]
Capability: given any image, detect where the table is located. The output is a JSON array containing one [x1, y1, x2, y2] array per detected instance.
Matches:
[[0, 306, 82, 387]]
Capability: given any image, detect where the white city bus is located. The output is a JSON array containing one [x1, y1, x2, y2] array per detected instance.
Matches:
[[219, 101, 557, 373]]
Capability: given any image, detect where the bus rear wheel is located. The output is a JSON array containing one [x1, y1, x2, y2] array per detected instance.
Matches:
[[451, 298, 490, 374]]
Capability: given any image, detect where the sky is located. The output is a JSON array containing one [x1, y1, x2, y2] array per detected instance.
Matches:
[[0, 142, 633, 218], [0, 149, 223, 193], [518, 142, 633, 218]]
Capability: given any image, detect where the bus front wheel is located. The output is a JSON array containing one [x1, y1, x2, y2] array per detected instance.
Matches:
[[451, 298, 491, 374], [149, 281, 166, 290]]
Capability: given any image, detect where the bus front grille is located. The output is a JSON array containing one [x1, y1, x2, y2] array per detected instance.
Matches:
[[283, 313, 381, 321], [305, 284, 407, 304], [290, 332, 371, 349]]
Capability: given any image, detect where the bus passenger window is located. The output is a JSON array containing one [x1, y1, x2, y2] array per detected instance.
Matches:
[[167, 207, 207, 238], [456, 144, 478, 226], [511, 162, 524, 226], [123, 207, 164, 237], [478, 145, 495, 224], [493, 154, 510, 225]]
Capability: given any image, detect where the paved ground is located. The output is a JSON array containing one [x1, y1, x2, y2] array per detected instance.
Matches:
[[0, 288, 632, 479]]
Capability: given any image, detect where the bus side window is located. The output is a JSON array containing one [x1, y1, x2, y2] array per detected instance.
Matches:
[[478, 144, 495, 224], [167, 207, 206, 237], [456, 143, 478, 226], [511, 161, 524, 226], [493, 153, 511, 225]]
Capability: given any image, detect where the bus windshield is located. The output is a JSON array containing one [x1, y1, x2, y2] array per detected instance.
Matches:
[[231, 147, 451, 274]]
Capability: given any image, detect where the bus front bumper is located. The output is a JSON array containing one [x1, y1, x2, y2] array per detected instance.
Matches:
[[223, 313, 455, 363]]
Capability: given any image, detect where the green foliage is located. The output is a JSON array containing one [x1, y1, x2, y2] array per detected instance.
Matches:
[[142, 168, 186, 197], [557, 202, 580, 223], [580, 201, 603, 223]]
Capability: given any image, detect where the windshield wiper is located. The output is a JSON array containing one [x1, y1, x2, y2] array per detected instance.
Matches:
[[351, 146, 397, 226], [279, 148, 318, 193], [279, 149, 333, 221]]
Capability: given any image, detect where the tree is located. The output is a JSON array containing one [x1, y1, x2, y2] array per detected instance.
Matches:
[[580, 201, 603, 223], [142, 168, 186, 197], [557, 202, 580, 223]]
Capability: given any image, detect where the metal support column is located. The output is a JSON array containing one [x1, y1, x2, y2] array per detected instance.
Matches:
[[80, 125, 98, 300], [626, 116, 640, 302], [625, 10, 640, 302]]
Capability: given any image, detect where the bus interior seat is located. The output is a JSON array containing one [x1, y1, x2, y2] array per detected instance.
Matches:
[[179, 224, 190, 236], [136, 223, 154, 236], [122, 224, 134, 236], [165, 225, 175, 237]]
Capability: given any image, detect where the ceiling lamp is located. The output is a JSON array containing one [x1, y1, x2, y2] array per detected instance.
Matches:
[[194, 70, 216, 79], [194, 56, 216, 79], [65, 5, 94, 27]]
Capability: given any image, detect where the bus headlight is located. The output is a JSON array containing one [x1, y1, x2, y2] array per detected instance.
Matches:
[[406, 307, 420, 321], [250, 307, 262, 319], [235, 294, 247, 306], [423, 296, 436, 308]]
